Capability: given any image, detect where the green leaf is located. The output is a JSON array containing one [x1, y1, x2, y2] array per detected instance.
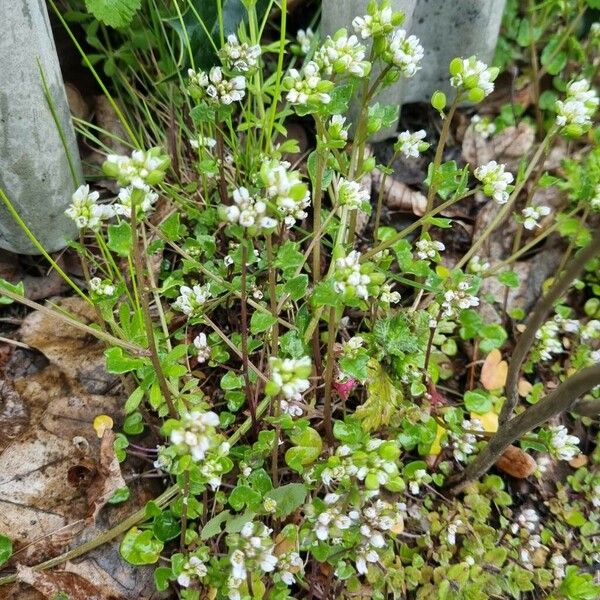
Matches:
[[124, 386, 144, 414], [229, 485, 261, 511], [279, 330, 305, 358], [459, 309, 483, 339], [0, 279, 25, 305], [464, 389, 493, 413], [84, 0, 141, 28], [307, 151, 333, 191], [479, 324, 508, 352], [355, 360, 402, 431], [250, 310, 277, 335], [312, 279, 341, 308], [0, 535, 12, 567], [339, 352, 370, 382], [284, 274, 309, 301], [154, 566, 173, 592], [160, 213, 183, 241], [108, 486, 130, 504], [153, 510, 181, 541], [560, 566, 600, 600], [541, 36, 567, 75], [201, 510, 231, 540], [107, 221, 132, 256], [220, 370, 244, 390], [373, 312, 429, 357], [105, 347, 145, 374], [275, 241, 305, 277], [264, 483, 308, 517], [285, 427, 323, 472], [497, 270, 519, 288], [120, 527, 163, 565]]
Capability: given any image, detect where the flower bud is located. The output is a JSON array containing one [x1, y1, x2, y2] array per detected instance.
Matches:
[[449, 58, 463, 77], [468, 87, 485, 103]]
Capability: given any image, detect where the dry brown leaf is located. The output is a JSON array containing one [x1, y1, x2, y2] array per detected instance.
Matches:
[[495, 445, 537, 479], [16, 564, 126, 600], [372, 168, 427, 215], [480, 349, 508, 390], [463, 122, 535, 172], [86, 430, 126, 523], [569, 454, 588, 469], [65, 83, 90, 121], [518, 378, 533, 397], [94, 96, 129, 156]]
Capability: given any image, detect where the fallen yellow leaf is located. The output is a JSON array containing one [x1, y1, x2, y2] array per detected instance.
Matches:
[[471, 410, 498, 433], [428, 423, 447, 456], [480, 349, 508, 390], [93, 414, 114, 438], [518, 378, 533, 397]]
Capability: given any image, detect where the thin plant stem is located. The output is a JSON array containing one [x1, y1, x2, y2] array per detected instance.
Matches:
[[240, 238, 257, 432], [179, 470, 190, 552], [130, 206, 177, 418], [322, 307, 337, 445]]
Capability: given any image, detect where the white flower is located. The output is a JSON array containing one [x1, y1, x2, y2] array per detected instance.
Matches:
[[387, 29, 424, 77], [296, 28, 315, 55], [222, 186, 276, 232], [333, 250, 376, 300], [471, 114, 496, 138], [535, 319, 563, 361], [352, 5, 394, 39], [315, 30, 371, 78], [229, 522, 278, 581], [548, 425, 580, 461], [355, 546, 379, 574], [220, 34, 261, 72], [65, 185, 114, 230], [337, 178, 370, 211], [170, 410, 220, 462], [450, 419, 483, 461], [467, 255, 490, 274], [555, 79, 598, 131], [450, 56, 497, 98], [474, 160, 514, 204], [103, 148, 168, 188], [268, 356, 312, 402], [189, 66, 246, 105], [395, 129, 427, 158], [260, 159, 311, 228], [113, 184, 158, 218], [278, 551, 304, 585], [408, 469, 431, 495], [521, 205, 551, 230], [328, 114, 349, 141], [89, 277, 115, 297], [380, 284, 401, 304], [590, 183, 600, 211], [177, 555, 208, 588], [415, 238, 445, 260], [193, 332, 211, 363], [174, 284, 212, 316], [190, 135, 217, 150], [284, 61, 332, 105]]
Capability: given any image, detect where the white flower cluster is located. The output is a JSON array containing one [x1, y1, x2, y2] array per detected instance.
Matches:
[[333, 250, 382, 301], [445, 518, 463, 546], [379, 283, 401, 304], [547, 425, 580, 461], [219, 34, 261, 72], [113, 185, 159, 218], [277, 551, 304, 585], [450, 419, 483, 462], [441, 281, 480, 318], [193, 332, 211, 363], [474, 160, 514, 204], [467, 255, 490, 274], [395, 129, 428, 158], [190, 135, 217, 151], [319, 438, 402, 491], [555, 79, 598, 132], [415, 238, 445, 261], [267, 356, 312, 416], [408, 468, 432, 495], [342, 336, 365, 356], [352, 4, 397, 39], [471, 114, 496, 138], [173, 283, 212, 316], [188, 66, 246, 105], [314, 493, 359, 541], [65, 185, 114, 230], [387, 29, 424, 77], [581, 319, 600, 342], [198, 441, 231, 490], [169, 410, 220, 461], [510, 508, 542, 567], [284, 61, 332, 106], [221, 187, 277, 232], [103, 148, 169, 188], [89, 277, 115, 297], [450, 56, 498, 100], [229, 522, 277, 581], [177, 555, 208, 588], [315, 29, 371, 78], [550, 553, 567, 583], [296, 28, 315, 55], [521, 205, 551, 230], [260, 159, 311, 228], [328, 114, 349, 143], [535, 319, 563, 361], [337, 178, 370, 211]]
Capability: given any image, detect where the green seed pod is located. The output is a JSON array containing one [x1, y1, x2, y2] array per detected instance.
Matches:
[[379, 441, 400, 461], [431, 91, 447, 111], [449, 58, 463, 77], [563, 123, 584, 138], [584, 298, 600, 317], [365, 472, 380, 490], [468, 87, 486, 103]]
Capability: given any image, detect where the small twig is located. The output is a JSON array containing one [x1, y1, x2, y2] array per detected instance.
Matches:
[[240, 238, 256, 432]]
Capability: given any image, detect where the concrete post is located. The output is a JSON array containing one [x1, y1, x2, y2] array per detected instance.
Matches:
[[0, 0, 82, 254], [321, 0, 506, 138]]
